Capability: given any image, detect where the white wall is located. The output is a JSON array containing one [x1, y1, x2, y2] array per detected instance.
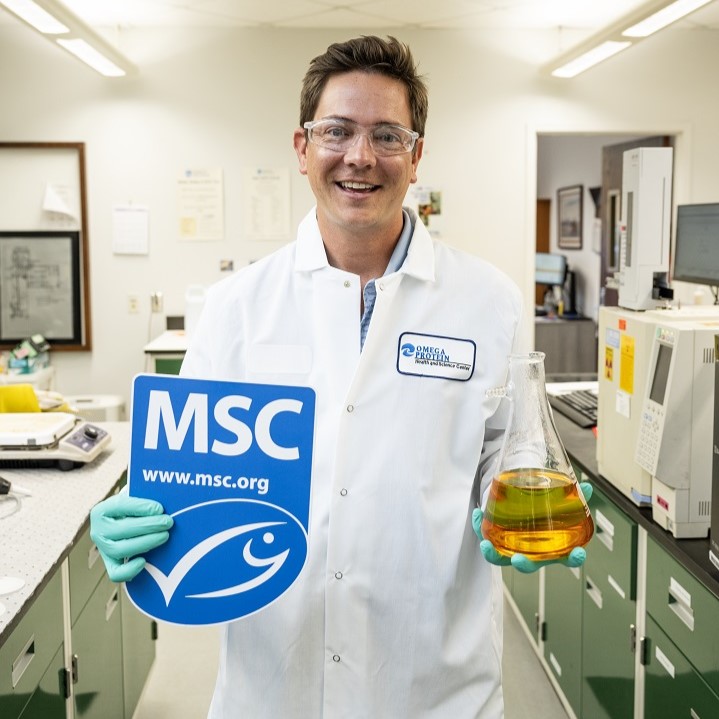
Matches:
[[1, 25, 719, 407]]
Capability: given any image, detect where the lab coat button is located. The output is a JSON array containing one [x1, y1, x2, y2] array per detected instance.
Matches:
[[335, 571, 343, 580], [346, 404, 354, 413], [343, 280, 351, 288], [333, 654, 341, 663], [340, 488, 348, 496], [378, 282, 385, 291]]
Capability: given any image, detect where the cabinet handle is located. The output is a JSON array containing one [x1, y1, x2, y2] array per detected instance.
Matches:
[[11, 634, 35, 688], [88, 543, 101, 569], [668, 585, 694, 631], [105, 586, 120, 621], [594, 509, 614, 552], [690, 709, 701, 719], [585, 576, 603, 609], [71, 653, 79, 684]]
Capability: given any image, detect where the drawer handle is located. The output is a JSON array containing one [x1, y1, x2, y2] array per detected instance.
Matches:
[[105, 587, 120, 621], [690, 709, 701, 719], [586, 576, 603, 609], [594, 509, 614, 551], [668, 587, 694, 631], [11, 634, 35, 688], [88, 543, 101, 569]]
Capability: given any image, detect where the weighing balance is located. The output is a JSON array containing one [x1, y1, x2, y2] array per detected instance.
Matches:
[[0, 413, 111, 470]]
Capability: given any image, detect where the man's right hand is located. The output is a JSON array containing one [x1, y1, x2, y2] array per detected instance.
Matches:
[[90, 493, 174, 583]]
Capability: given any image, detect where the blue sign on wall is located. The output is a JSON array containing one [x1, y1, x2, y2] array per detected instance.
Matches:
[[126, 374, 316, 625]]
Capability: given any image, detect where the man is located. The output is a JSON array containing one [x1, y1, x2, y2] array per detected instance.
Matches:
[[91, 36, 588, 718]]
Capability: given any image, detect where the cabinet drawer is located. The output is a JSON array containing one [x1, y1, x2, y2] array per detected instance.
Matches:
[[584, 485, 637, 601], [0, 570, 64, 718], [69, 526, 105, 626], [644, 616, 719, 719], [646, 536, 719, 695]]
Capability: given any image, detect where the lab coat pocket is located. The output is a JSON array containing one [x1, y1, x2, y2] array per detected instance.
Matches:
[[247, 344, 313, 375]]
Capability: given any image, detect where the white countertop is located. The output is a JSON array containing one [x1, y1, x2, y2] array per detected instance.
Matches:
[[143, 330, 189, 354], [0, 421, 129, 643]]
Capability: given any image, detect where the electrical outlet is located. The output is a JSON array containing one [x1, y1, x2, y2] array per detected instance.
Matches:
[[128, 295, 140, 313], [151, 291, 164, 313]]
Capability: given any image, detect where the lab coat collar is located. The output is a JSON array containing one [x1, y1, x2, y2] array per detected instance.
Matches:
[[293, 207, 436, 283]]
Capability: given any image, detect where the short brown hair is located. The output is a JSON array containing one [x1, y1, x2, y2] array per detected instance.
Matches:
[[299, 35, 429, 137]]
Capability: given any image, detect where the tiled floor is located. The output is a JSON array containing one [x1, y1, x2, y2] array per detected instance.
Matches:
[[133, 595, 569, 718]]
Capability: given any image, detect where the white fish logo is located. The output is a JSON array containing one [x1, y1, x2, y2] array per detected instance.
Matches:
[[144, 520, 289, 606]]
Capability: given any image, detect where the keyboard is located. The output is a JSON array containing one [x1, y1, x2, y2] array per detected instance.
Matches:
[[548, 389, 598, 428]]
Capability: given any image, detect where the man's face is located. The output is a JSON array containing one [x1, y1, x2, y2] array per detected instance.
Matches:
[[294, 70, 423, 237]]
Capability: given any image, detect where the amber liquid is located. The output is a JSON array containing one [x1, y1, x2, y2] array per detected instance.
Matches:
[[481, 468, 594, 560]]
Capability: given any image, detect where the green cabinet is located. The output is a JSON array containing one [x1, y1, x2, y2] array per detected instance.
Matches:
[[644, 616, 719, 719], [0, 527, 157, 719], [72, 574, 124, 719], [544, 564, 583, 715], [16, 646, 66, 719], [581, 486, 637, 719], [121, 591, 156, 719], [68, 527, 156, 719], [644, 536, 719, 716], [0, 571, 65, 719], [511, 570, 540, 643]]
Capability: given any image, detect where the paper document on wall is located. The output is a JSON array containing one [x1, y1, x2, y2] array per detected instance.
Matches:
[[242, 167, 290, 240], [112, 204, 149, 255], [178, 168, 224, 241]]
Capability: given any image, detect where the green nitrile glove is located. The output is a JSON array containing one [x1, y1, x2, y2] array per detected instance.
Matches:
[[472, 481, 593, 574], [90, 493, 173, 583]]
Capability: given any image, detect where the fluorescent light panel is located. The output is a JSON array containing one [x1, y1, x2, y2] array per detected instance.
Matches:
[[0, 0, 134, 77], [622, 0, 714, 37], [0, 0, 67, 33], [547, 0, 715, 78], [551, 41, 632, 78], [56, 38, 126, 77]]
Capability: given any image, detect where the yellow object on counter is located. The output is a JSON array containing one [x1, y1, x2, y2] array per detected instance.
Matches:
[[0, 384, 41, 413]]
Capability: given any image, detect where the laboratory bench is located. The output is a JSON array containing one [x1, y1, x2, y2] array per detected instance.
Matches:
[[505, 412, 719, 719], [143, 330, 187, 375], [0, 423, 155, 719]]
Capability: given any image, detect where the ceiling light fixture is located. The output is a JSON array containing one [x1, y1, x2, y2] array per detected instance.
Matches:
[[0, 0, 135, 77], [545, 0, 714, 78], [623, 0, 713, 37]]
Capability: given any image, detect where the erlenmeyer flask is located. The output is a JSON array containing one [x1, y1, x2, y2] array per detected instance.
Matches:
[[481, 352, 594, 560]]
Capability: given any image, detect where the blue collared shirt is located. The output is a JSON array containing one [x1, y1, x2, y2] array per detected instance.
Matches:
[[360, 209, 414, 349]]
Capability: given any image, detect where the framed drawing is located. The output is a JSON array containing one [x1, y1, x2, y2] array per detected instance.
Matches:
[[557, 184, 583, 250], [0, 231, 82, 345], [0, 141, 91, 350]]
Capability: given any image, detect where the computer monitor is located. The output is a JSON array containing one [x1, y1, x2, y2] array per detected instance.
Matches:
[[673, 203, 719, 287], [535, 252, 567, 287]]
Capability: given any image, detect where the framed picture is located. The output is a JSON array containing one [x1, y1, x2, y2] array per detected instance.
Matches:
[[557, 184, 583, 250], [0, 231, 82, 345], [0, 141, 91, 350]]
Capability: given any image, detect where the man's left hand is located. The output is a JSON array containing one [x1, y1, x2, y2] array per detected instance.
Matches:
[[472, 481, 593, 574]]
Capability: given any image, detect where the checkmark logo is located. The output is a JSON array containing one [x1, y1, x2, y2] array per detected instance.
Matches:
[[144, 521, 285, 606]]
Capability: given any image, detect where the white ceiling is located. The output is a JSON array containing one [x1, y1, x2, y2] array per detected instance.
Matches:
[[7, 0, 719, 32]]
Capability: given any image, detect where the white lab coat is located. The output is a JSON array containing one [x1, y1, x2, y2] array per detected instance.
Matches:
[[181, 208, 523, 719]]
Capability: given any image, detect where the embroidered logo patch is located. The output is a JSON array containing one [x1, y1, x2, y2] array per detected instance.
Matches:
[[396, 332, 475, 381]]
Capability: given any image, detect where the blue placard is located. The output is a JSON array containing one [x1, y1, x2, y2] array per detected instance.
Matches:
[[125, 374, 316, 625]]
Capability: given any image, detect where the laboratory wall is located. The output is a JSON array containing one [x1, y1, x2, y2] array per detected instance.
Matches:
[[1, 25, 719, 407]]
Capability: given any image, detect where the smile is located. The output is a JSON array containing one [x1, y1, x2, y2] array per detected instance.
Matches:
[[337, 181, 379, 192]]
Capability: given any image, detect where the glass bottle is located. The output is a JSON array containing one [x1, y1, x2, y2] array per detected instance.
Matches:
[[481, 352, 594, 560]]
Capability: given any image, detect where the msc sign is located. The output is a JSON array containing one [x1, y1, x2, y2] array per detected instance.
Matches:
[[126, 374, 316, 625]]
